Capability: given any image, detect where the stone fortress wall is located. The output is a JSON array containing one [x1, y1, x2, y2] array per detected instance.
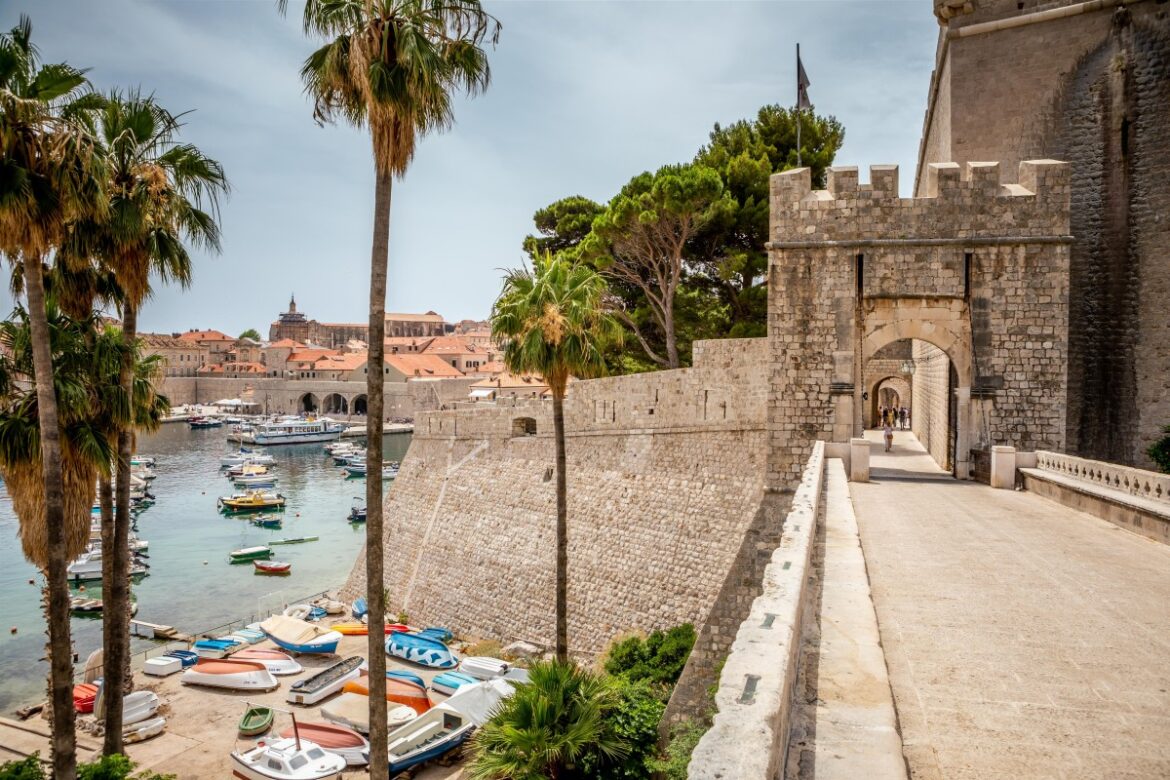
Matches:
[[341, 338, 777, 666], [919, 0, 1170, 467]]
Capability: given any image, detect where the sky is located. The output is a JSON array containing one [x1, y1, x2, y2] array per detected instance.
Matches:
[[5, 0, 939, 337]]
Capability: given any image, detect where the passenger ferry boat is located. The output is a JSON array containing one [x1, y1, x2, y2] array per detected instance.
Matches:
[[252, 417, 345, 446]]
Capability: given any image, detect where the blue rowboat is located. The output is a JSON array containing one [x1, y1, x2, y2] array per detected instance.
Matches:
[[385, 631, 458, 669], [193, 638, 240, 659], [351, 597, 367, 620], [430, 671, 477, 696], [387, 669, 426, 688], [164, 650, 198, 668], [417, 627, 453, 644]]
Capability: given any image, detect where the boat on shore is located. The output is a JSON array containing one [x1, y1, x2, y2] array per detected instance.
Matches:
[[238, 704, 274, 736], [123, 715, 166, 744], [73, 683, 99, 713], [380, 679, 514, 774], [230, 737, 346, 780], [278, 722, 368, 767], [260, 615, 342, 654], [430, 671, 478, 697], [181, 658, 278, 691], [219, 491, 286, 513], [386, 631, 458, 669], [286, 656, 363, 706], [254, 560, 292, 576], [460, 656, 510, 680], [321, 693, 415, 734], [342, 677, 431, 715], [333, 622, 410, 636], [231, 648, 303, 676], [194, 638, 243, 659]]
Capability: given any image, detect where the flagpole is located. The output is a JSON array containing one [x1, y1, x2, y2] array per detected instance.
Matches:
[[796, 43, 802, 168]]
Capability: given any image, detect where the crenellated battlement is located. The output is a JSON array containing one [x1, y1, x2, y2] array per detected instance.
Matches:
[[770, 160, 1070, 245]]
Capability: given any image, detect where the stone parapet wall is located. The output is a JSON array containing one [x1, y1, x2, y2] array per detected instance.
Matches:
[[687, 443, 826, 779], [1034, 450, 1170, 503], [341, 338, 771, 661]]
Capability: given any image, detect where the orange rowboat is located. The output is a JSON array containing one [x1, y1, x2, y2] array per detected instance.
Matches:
[[342, 676, 431, 715], [332, 622, 411, 636]]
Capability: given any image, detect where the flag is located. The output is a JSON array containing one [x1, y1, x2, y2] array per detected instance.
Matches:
[[797, 45, 812, 110]]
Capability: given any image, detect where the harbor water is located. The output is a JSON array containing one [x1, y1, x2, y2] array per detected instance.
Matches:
[[0, 422, 411, 714]]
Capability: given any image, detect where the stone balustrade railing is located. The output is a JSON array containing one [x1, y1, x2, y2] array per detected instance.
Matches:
[[1034, 450, 1169, 503], [688, 441, 826, 779]]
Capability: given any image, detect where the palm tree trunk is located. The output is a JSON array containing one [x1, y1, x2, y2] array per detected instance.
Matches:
[[103, 302, 137, 753], [365, 167, 392, 778], [553, 390, 568, 662], [22, 255, 77, 780]]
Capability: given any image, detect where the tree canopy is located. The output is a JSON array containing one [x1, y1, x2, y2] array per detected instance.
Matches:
[[239, 328, 261, 341]]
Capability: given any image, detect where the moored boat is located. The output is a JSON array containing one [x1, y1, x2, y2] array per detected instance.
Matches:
[[180, 658, 278, 691], [219, 491, 285, 513], [253, 417, 345, 446], [254, 560, 292, 576], [229, 545, 273, 563], [188, 416, 223, 429], [385, 631, 459, 669], [268, 536, 318, 545], [260, 615, 342, 655], [231, 647, 303, 676], [286, 656, 363, 706], [230, 737, 346, 780], [430, 671, 478, 697], [342, 677, 431, 715], [277, 722, 368, 767], [238, 704, 274, 736], [234, 474, 278, 489], [251, 515, 282, 529]]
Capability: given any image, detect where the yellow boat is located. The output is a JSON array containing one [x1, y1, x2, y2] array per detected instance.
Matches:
[[218, 490, 286, 513]]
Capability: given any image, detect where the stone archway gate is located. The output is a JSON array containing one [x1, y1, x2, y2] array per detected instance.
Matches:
[[765, 160, 1072, 484]]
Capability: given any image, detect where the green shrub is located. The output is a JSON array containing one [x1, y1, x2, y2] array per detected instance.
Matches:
[[603, 623, 696, 687], [648, 719, 707, 780], [580, 679, 667, 780], [1, 755, 174, 780], [468, 659, 630, 779], [1148, 425, 1170, 473], [0, 756, 44, 780]]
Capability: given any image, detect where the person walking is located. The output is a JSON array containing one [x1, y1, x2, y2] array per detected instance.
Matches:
[[883, 421, 894, 452], [898, 406, 907, 430]]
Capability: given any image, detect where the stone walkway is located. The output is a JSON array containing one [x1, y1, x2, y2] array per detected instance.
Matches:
[[786, 459, 906, 780], [851, 431, 1170, 779]]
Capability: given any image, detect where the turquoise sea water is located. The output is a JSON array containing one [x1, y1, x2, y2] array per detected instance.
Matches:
[[0, 423, 411, 713]]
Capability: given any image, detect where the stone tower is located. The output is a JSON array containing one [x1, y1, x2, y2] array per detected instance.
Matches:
[[918, 0, 1170, 467], [767, 160, 1071, 486]]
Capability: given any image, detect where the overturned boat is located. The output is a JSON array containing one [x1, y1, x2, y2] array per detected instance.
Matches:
[[385, 631, 458, 669], [286, 655, 363, 706], [180, 658, 278, 692]]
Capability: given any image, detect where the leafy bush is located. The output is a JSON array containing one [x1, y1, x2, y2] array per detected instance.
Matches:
[[648, 719, 707, 780], [1148, 425, 1170, 474], [468, 659, 630, 780], [464, 639, 503, 658], [580, 678, 667, 780], [603, 623, 696, 687], [0, 756, 44, 780], [1, 756, 174, 780]]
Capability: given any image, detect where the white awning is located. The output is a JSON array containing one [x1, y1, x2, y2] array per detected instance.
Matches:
[[469, 389, 495, 398]]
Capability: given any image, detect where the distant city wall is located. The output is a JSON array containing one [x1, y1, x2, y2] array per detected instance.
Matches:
[[158, 376, 476, 418], [340, 339, 775, 672]]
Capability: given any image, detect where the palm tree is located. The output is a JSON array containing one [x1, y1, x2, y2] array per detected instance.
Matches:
[[63, 90, 225, 752], [490, 254, 619, 660], [0, 17, 105, 778], [279, 1, 499, 769], [468, 659, 630, 780]]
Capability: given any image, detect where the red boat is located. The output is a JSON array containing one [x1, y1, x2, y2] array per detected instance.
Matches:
[[73, 683, 98, 713], [254, 560, 291, 575]]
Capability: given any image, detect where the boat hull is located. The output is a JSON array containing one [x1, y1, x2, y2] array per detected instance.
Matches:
[[278, 723, 369, 767], [287, 656, 363, 706], [230, 739, 345, 780], [431, 671, 478, 696], [123, 715, 165, 744], [386, 631, 458, 669], [181, 659, 278, 691], [231, 648, 303, 676]]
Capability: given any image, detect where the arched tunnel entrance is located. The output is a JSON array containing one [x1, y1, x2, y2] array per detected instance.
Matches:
[[352, 395, 368, 416], [299, 393, 319, 414], [322, 393, 348, 415]]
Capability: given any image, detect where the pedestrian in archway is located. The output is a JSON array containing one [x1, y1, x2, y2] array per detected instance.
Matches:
[[898, 406, 907, 430], [883, 421, 894, 452]]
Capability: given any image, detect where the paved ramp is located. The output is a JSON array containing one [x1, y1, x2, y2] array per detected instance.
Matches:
[[851, 432, 1170, 778]]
